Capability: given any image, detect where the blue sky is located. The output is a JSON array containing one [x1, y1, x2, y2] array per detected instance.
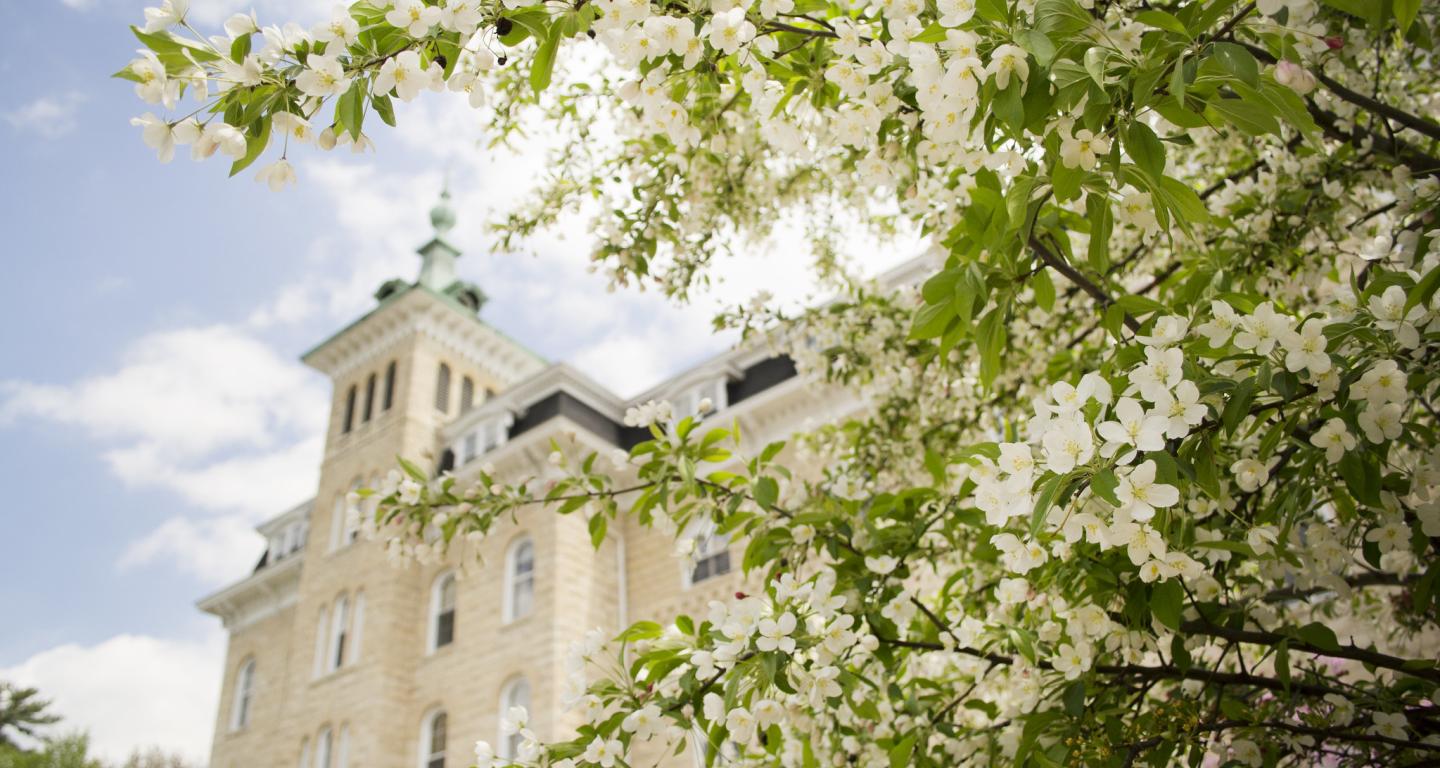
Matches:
[[0, 1, 910, 761]]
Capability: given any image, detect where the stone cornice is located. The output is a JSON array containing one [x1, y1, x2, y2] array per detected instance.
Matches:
[[301, 287, 546, 386]]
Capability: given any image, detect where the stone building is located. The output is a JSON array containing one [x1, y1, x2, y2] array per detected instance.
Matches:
[[196, 193, 868, 768]]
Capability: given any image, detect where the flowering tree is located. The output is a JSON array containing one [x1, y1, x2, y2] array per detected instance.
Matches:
[[120, 0, 1440, 764]]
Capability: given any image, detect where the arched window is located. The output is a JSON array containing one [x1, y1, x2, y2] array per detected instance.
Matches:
[[312, 606, 329, 679], [343, 478, 362, 545], [435, 363, 451, 413], [316, 727, 333, 768], [498, 677, 531, 759], [428, 572, 457, 653], [421, 710, 447, 768], [460, 376, 475, 413], [329, 496, 345, 552], [299, 738, 310, 768], [383, 361, 397, 411], [342, 385, 357, 433], [337, 725, 351, 768], [503, 537, 535, 623], [437, 449, 455, 477], [363, 373, 377, 422], [683, 519, 732, 587], [230, 658, 255, 731], [350, 592, 366, 665], [328, 595, 349, 673]]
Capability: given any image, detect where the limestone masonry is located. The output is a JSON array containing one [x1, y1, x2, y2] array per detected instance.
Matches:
[[196, 192, 871, 768]]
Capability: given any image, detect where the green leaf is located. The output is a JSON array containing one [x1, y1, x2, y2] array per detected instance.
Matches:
[[1083, 46, 1108, 86], [975, 306, 1007, 388], [1210, 42, 1258, 86], [227, 116, 271, 177], [230, 33, 252, 64], [1207, 96, 1279, 136], [888, 734, 916, 768], [1338, 451, 1382, 506], [1275, 640, 1291, 688], [975, 0, 1009, 23], [1124, 121, 1167, 179], [588, 510, 608, 548], [994, 80, 1025, 135], [1062, 681, 1086, 716], [1017, 29, 1056, 67], [1407, 260, 1440, 313], [1135, 9, 1190, 36], [1220, 377, 1256, 435], [372, 93, 397, 127], [1395, 0, 1420, 34], [1031, 266, 1056, 311], [1091, 469, 1120, 506], [335, 79, 366, 140], [910, 300, 955, 340], [1293, 622, 1341, 652], [909, 23, 947, 44], [530, 22, 561, 93], [1156, 176, 1212, 229], [1085, 193, 1113, 272], [1150, 579, 1184, 631], [753, 476, 779, 510]]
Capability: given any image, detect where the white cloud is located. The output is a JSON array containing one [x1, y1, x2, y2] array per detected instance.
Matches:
[[1, 324, 325, 460], [1, 324, 327, 578], [118, 514, 266, 586], [4, 92, 85, 140], [0, 632, 224, 764]]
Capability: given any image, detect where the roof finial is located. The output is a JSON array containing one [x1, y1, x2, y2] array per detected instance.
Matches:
[[429, 179, 456, 236]]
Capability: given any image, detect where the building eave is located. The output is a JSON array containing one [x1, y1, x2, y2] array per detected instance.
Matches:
[[300, 286, 547, 385]]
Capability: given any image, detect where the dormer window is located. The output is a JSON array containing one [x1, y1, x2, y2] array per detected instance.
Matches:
[[455, 415, 513, 466], [676, 377, 728, 418]]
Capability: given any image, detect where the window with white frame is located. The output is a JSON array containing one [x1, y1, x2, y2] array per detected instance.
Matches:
[[684, 519, 732, 587], [350, 592, 365, 665], [428, 572, 457, 653], [498, 677, 531, 760], [503, 537, 535, 623], [337, 725, 350, 768], [316, 727, 333, 768], [342, 479, 362, 545], [312, 606, 329, 679], [230, 658, 255, 731], [675, 378, 728, 419], [299, 738, 310, 768], [457, 415, 514, 466], [328, 595, 349, 673], [421, 710, 447, 768]]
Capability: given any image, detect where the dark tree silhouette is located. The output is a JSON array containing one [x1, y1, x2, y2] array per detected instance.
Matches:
[[0, 683, 60, 752]]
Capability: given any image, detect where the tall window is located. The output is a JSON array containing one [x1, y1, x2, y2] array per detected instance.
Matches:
[[383, 361, 397, 410], [421, 710, 447, 768], [316, 727, 333, 768], [350, 592, 365, 665], [337, 725, 351, 768], [230, 659, 255, 731], [686, 521, 732, 586], [342, 385, 357, 433], [363, 373, 377, 422], [429, 572, 457, 653], [498, 677, 531, 759], [312, 606, 329, 679], [504, 537, 535, 623], [460, 376, 475, 413], [299, 738, 310, 768], [328, 595, 349, 673], [435, 363, 451, 413]]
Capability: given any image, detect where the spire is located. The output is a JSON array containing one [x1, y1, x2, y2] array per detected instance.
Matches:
[[417, 183, 461, 292]]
